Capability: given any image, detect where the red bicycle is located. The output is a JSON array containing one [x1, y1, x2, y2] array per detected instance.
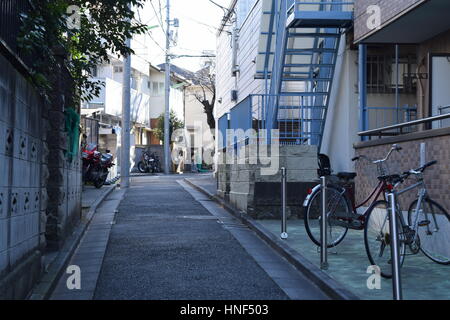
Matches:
[[303, 144, 404, 248]]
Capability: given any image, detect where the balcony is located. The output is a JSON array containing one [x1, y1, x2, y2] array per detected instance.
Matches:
[[84, 77, 150, 127], [287, 0, 354, 29]]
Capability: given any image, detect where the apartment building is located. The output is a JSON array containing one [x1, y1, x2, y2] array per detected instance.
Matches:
[[215, 0, 450, 217], [354, 0, 450, 210], [81, 54, 152, 177]]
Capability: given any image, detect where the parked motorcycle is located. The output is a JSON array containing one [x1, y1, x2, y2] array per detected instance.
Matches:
[[137, 151, 160, 173], [82, 143, 115, 188]]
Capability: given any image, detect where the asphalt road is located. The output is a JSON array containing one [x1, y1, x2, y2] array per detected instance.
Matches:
[[94, 175, 290, 300]]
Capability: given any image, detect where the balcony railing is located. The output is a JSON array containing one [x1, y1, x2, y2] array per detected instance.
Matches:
[[292, 0, 354, 12], [366, 105, 418, 133], [0, 0, 33, 68], [358, 113, 450, 140]]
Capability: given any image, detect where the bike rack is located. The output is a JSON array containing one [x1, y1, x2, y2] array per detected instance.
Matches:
[[321, 176, 329, 270], [281, 167, 288, 239], [388, 192, 403, 300]]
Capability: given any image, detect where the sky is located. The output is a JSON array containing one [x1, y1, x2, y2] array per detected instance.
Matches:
[[135, 0, 231, 72]]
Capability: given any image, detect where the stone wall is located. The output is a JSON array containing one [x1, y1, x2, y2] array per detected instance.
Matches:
[[354, 130, 450, 213], [44, 53, 82, 250], [217, 144, 318, 219]]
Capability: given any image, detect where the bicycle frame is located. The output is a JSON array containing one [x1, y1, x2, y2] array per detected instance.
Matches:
[[393, 178, 439, 243], [337, 179, 389, 216]]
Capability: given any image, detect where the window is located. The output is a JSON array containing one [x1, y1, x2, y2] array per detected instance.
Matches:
[[114, 66, 123, 73], [152, 82, 165, 96], [367, 53, 417, 94]]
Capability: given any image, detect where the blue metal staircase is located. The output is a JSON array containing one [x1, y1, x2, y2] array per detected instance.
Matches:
[[256, 0, 354, 147]]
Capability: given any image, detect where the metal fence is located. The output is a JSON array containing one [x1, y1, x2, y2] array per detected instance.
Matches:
[[81, 117, 100, 146], [251, 93, 325, 145], [366, 105, 418, 133], [0, 0, 33, 67]]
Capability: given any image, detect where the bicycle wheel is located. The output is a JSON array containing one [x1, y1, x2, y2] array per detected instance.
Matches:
[[364, 200, 406, 278], [304, 186, 350, 248], [408, 198, 450, 264]]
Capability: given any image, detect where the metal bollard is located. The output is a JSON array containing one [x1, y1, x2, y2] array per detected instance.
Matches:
[[281, 167, 288, 239], [388, 192, 403, 300], [320, 176, 328, 270]]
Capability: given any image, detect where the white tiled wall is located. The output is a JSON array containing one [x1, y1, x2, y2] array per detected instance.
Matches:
[[0, 54, 43, 273]]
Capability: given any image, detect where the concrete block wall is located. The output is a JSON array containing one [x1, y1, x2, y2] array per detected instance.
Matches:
[[218, 144, 318, 219], [0, 51, 81, 298], [0, 53, 44, 298]]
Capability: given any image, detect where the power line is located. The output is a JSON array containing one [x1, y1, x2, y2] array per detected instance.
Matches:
[[172, 54, 216, 59], [150, 0, 167, 35], [170, 10, 222, 33], [208, 0, 230, 14]]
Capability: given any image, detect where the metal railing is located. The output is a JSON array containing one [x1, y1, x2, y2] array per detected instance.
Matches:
[[291, 0, 354, 13], [358, 113, 450, 140], [366, 105, 418, 132], [0, 0, 33, 68], [251, 93, 325, 146], [438, 105, 450, 129], [320, 175, 328, 270], [281, 167, 288, 240]]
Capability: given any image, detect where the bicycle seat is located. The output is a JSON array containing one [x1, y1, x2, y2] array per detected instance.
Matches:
[[337, 172, 357, 180]]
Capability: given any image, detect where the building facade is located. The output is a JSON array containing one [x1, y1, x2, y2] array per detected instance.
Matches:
[[215, 0, 450, 217]]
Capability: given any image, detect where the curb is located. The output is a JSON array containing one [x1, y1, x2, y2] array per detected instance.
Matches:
[[28, 185, 117, 300], [184, 178, 360, 301]]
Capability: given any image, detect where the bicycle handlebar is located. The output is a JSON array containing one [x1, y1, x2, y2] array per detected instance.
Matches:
[[352, 144, 402, 164], [401, 160, 438, 179], [415, 160, 438, 173]]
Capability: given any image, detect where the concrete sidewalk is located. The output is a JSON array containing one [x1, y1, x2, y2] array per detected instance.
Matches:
[[82, 185, 115, 212], [30, 185, 116, 300], [185, 175, 450, 300], [50, 188, 126, 300]]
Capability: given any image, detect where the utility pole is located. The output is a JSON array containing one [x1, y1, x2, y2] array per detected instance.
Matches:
[[121, 5, 132, 188], [164, 0, 171, 174]]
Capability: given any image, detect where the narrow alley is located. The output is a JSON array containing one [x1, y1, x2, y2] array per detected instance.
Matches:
[[49, 175, 328, 300]]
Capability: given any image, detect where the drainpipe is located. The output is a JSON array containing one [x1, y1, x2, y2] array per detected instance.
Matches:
[[395, 44, 400, 124], [231, 17, 239, 77], [358, 44, 368, 140]]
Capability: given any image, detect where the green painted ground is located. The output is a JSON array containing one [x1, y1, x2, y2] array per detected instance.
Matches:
[[260, 219, 450, 300]]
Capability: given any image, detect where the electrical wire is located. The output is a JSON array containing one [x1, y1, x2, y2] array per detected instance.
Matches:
[[208, 0, 230, 14], [150, 0, 166, 34]]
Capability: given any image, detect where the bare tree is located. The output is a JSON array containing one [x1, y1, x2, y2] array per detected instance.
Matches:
[[193, 65, 216, 132]]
